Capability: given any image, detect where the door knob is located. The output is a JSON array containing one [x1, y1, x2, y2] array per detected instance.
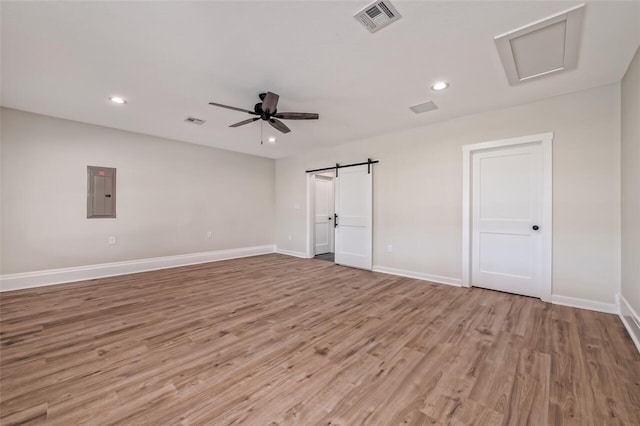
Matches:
[[532, 225, 539, 230]]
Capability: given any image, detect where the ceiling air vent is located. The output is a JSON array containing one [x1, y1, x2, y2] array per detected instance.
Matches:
[[354, 0, 402, 33], [184, 116, 206, 125], [410, 101, 438, 114]]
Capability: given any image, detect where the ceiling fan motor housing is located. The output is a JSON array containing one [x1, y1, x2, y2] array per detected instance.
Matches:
[[254, 103, 275, 120]]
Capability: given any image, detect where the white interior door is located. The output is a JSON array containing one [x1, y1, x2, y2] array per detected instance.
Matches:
[[334, 164, 372, 270], [471, 143, 543, 297], [314, 176, 334, 255]]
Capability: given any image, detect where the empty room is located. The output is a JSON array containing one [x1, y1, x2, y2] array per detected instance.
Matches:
[[1, 1, 639, 424]]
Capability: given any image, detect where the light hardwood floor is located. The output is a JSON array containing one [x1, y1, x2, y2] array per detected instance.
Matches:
[[1, 254, 639, 425]]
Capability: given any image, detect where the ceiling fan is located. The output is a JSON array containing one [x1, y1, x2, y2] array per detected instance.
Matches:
[[208, 92, 319, 134]]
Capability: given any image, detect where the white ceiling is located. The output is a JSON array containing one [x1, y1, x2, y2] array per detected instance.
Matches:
[[2, 1, 639, 159]]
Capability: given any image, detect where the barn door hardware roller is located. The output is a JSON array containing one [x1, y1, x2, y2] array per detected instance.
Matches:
[[305, 158, 379, 176]]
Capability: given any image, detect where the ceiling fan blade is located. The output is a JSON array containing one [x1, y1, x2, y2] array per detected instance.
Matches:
[[229, 117, 260, 127], [261, 92, 280, 114], [268, 118, 291, 134], [209, 102, 257, 115], [273, 112, 319, 120]]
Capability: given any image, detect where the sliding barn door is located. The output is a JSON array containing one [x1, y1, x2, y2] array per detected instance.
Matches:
[[334, 165, 372, 270]]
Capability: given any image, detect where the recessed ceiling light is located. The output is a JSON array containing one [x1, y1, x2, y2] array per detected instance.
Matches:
[[430, 81, 449, 91], [109, 96, 127, 104], [268, 136, 277, 143]]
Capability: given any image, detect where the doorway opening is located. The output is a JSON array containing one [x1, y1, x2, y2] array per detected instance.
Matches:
[[314, 253, 335, 262], [308, 172, 336, 262]]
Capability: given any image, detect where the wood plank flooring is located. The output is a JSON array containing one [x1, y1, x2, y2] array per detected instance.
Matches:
[[1, 254, 639, 425]]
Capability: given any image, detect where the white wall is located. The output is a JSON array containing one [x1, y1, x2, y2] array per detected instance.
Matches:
[[621, 47, 640, 315], [276, 84, 621, 305], [1, 108, 275, 274]]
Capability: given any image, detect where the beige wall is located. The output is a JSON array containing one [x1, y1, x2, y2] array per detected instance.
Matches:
[[276, 84, 621, 305], [621, 47, 640, 314], [1, 80, 627, 307], [1, 108, 275, 274]]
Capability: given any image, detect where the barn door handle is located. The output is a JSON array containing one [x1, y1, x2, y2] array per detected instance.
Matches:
[[334, 213, 338, 228], [532, 225, 539, 231]]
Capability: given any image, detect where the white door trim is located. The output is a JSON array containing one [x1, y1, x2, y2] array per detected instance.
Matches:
[[306, 174, 316, 259], [462, 132, 553, 302]]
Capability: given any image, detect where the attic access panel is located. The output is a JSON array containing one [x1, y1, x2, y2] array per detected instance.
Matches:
[[87, 166, 116, 218], [495, 3, 585, 85]]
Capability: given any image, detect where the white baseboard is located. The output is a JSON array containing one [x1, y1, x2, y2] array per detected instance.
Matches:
[[551, 295, 619, 314], [617, 293, 640, 354], [0, 245, 276, 292], [372, 265, 462, 287], [275, 248, 310, 259]]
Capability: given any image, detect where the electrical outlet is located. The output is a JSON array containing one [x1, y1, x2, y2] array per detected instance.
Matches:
[[207, 231, 212, 239], [387, 245, 393, 253], [109, 236, 116, 245], [288, 234, 292, 241]]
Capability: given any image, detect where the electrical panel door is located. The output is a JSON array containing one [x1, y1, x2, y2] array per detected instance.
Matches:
[[87, 166, 116, 218]]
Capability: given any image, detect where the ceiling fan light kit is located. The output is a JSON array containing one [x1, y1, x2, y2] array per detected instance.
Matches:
[[208, 91, 319, 137]]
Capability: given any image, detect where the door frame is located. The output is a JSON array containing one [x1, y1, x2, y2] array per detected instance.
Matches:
[[461, 132, 553, 302], [306, 171, 336, 259], [313, 174, 335, 255]]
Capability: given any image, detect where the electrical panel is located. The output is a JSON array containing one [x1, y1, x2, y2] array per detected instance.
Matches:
[[87, 166, 116, 218]]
